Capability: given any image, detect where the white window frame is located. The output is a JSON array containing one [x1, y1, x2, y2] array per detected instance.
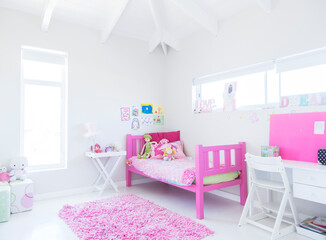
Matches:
[[193, 47, 326, 113], [20, 46, 68, 171], [193, 61, 276, 112]]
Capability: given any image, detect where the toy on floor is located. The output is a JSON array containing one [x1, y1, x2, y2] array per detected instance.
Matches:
[[138, 134, 157, 159], [9, 157, 28, 182], [0, 167, 10, 182], [163, 147, 176, 161]]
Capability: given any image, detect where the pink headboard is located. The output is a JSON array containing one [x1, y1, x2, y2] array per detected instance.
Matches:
[[147, 131, 180, 143], [269, 112, 326, 163]]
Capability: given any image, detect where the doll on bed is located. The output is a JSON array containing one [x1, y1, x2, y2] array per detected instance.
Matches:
[[163, 147, 176, 161], [137, 134, 157, 159]]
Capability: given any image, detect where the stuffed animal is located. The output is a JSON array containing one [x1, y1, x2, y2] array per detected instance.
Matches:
[[0, 166, 10, 182], [94, 144, 102, 153], [137, 134, 157, 159], [105, 146, 112, 152], [163, 147, 176, 161], [111, 142, 122, 152], [10, 157, 28, 182]]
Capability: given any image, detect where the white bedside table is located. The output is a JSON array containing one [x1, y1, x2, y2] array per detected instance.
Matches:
[[86, 151, 126, 194]]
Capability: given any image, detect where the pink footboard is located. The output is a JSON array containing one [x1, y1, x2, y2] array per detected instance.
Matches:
[[126, 134, 247, 219]]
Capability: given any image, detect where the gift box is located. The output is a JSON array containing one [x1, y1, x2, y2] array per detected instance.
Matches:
[[261, 146, 280, 157], [10, 179, 33, 214], [0, 183, 10, 222]]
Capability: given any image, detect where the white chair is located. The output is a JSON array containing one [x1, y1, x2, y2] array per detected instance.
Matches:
[[239, 153, 299, 240]]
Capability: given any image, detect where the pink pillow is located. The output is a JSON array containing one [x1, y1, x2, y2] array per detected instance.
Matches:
[[147, 131, 180, 143], [151, 141, 186, 159]]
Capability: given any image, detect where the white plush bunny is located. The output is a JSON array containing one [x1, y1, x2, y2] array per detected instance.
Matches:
[[10, 157, 28, 182], [0, 166, 7, 173]]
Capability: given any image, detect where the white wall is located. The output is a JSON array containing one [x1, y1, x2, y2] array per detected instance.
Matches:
[[164, 0, 326, 216], [1, 0, 326, 216], [0, 8, 166, 195]]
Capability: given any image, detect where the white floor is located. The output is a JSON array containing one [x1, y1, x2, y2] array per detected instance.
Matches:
[[0, 181, 310, 240]]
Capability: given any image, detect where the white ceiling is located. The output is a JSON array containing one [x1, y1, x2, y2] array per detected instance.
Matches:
[[0, 0, 269, 54]]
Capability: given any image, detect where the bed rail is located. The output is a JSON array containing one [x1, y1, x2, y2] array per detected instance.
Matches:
[[195, 142, 247, 219], [126, 134, 145, 159], [195, 143, 246, 177]]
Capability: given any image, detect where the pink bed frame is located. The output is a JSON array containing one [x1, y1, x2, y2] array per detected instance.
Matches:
[[126, 134, 247, 219]]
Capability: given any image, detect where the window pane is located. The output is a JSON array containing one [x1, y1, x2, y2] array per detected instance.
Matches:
[[236, 72, 265, 108], [24, 84, 61, 166], [200, 72, 266, 110], [201, 80, 226, 110], [281, 64, 326, 96], [267, 70, 280, 103], [23, 60, 63, 82]]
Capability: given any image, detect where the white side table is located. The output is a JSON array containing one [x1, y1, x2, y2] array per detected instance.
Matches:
[[86, 151, 126, 194]]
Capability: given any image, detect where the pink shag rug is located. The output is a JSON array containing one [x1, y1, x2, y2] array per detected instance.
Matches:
[[59, 194, 214, 240]]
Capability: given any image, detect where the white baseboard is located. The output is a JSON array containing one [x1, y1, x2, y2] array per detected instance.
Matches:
[[209, 190, 240, 202], [34, 186, 94, 201], [115, 177, 155, 187], [34, 178, 155, 201]]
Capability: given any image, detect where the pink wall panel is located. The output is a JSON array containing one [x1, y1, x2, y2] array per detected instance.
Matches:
[[269, 112, 326, 163]]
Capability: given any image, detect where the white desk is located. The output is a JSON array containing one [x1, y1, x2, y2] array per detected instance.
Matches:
[[86, 151, 126, 194], [282, 160, 326, 239], [283, 160, 326, 205], [248, 160, 326, 211]]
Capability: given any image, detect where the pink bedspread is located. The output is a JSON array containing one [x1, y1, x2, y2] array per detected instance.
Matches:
[[128, 156, 196, 186]]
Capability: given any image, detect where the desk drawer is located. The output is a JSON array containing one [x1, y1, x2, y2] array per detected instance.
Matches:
[[293, 183, 326, 204], [293, 169, 326, 188]]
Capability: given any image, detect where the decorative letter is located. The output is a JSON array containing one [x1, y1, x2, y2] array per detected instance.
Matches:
[[320, 93, 326, 105], [309, 94, 318, 106], [280, 97, 289, 108], [299, 95, 309, 106]]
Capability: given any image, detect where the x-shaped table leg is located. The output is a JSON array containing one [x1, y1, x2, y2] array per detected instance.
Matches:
[[93, 156, 122, 194]]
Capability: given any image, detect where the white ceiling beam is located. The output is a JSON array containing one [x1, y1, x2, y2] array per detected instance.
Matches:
[[172, 0, 218, 36], [162, 31, 180, 51], [161, 42, 168, 56], [148, 0, 162, 31], [41, 0, 58, 32], [101, 0, 130, 43], [149, 32, 161, 53], [256, 0, 273, 13], [148, 0, 180, 54], [149, 30, 180, 53], [148, 0, 165, 54]]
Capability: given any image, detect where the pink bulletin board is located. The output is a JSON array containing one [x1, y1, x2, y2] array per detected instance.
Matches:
[[269, 112, 326, 163]]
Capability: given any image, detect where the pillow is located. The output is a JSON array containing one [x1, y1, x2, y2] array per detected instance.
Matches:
[[151, 141, 186, 159], [147, 131, 180, 143]]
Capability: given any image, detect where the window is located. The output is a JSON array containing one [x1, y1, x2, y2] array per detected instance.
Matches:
[[199, 72, 266, 111], [193, 61, 275, 112], [280, 64, 326, 96], [193, 47, 326, 113], [21, 47, 67, 170]]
